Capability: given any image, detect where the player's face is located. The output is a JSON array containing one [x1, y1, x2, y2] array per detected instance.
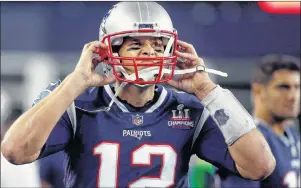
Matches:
[[263, 70, 300, 119], [118, 36, 164, 74]]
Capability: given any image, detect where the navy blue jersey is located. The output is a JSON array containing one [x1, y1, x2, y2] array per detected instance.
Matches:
[[216, 118, 300, 188], [33, 80, 239, 188], [39, 151, 65, 188]]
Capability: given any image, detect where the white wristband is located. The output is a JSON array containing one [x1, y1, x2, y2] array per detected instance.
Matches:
[[201, 85, 256, 145]]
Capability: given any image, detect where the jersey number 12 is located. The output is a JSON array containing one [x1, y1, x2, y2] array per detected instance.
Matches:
[[93, 142, 177, 187]]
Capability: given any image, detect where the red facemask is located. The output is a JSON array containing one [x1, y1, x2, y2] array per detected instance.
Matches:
[[98, 29, 179, 85]]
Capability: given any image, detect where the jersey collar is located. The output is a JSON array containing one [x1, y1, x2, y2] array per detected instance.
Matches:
[[103, 84, 168, 113]]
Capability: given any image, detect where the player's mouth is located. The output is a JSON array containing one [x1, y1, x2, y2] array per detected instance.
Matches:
[[137, 60, 160, 67], [137, 75, 158, 82], [117, 71, 158, 83], [138, 60, 157, 64], [284, 104, 298, 111]]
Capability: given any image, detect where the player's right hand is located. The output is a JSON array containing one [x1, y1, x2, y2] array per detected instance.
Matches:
[[71, 41, 116, 90]]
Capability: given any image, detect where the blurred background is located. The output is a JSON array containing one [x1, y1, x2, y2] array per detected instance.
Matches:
[[1, 1, 300, 187]]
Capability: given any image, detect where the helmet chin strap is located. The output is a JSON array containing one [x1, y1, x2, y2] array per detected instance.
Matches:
[[115, 64, 228, 87]]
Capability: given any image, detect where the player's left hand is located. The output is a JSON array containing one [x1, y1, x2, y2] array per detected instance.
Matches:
[[164, 40, 217, 100]]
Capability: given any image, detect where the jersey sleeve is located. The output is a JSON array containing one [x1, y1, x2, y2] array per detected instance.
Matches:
[[191, 109, 240, 176], [32, 80, 75, 159]]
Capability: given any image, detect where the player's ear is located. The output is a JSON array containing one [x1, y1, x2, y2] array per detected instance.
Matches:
[[251, 83, 264, 98]]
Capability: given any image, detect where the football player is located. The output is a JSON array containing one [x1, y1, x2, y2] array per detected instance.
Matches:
[[216, 54, 300, 188], [1, 2, 276, 187]]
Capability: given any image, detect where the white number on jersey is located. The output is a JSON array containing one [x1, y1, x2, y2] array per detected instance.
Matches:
[[283, 171, 300, 188], [93, 142, 177, 187]]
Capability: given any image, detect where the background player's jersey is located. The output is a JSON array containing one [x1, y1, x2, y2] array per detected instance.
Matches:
[[216, 118, 301, 188], [34, 80, 239, 188]]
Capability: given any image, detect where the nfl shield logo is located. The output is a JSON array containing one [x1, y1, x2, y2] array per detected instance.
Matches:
[[132, 114, 143, 126]]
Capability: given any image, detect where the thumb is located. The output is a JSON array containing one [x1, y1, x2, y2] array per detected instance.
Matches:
[[102, 75, 117, 85], [166, 79, 180, 89], [91, 72, 116, 86]]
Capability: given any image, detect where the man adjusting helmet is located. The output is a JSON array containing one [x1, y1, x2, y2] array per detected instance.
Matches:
[[2, 2, 275, 188]]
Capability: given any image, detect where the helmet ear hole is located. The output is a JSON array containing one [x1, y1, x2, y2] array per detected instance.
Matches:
[[111, 37, 129, 53], [112, 37, 123, 46]]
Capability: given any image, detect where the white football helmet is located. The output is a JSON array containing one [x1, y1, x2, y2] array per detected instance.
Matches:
[[98, 1, 179, 86]]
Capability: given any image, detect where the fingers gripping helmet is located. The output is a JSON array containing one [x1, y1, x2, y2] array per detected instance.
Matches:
[[98, 2, 178, 86]]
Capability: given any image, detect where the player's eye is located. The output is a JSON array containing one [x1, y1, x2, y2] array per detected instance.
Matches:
[[277, 84, 290, 91], [128, 42, 141, 51], [128, 47, 141, 51], [155, 49, 164, 53], [153, 42, 164, 53], [131, 42, 141, 47]]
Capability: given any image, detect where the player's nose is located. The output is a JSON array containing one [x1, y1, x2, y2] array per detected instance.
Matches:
[[140, 44, 155, 57], [287, 86, 299, 101]]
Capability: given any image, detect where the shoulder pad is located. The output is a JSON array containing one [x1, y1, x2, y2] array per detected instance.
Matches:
[[168, 88, 204, 109], [32, 80, 61, 106]]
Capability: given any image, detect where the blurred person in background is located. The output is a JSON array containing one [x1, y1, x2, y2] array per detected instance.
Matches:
[[1, 90, 41, 187], [216, 54, 300, 188], [1, 2, 276, 187]]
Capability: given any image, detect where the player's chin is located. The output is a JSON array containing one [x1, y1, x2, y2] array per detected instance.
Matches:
[[275, 111, 298, 120]]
